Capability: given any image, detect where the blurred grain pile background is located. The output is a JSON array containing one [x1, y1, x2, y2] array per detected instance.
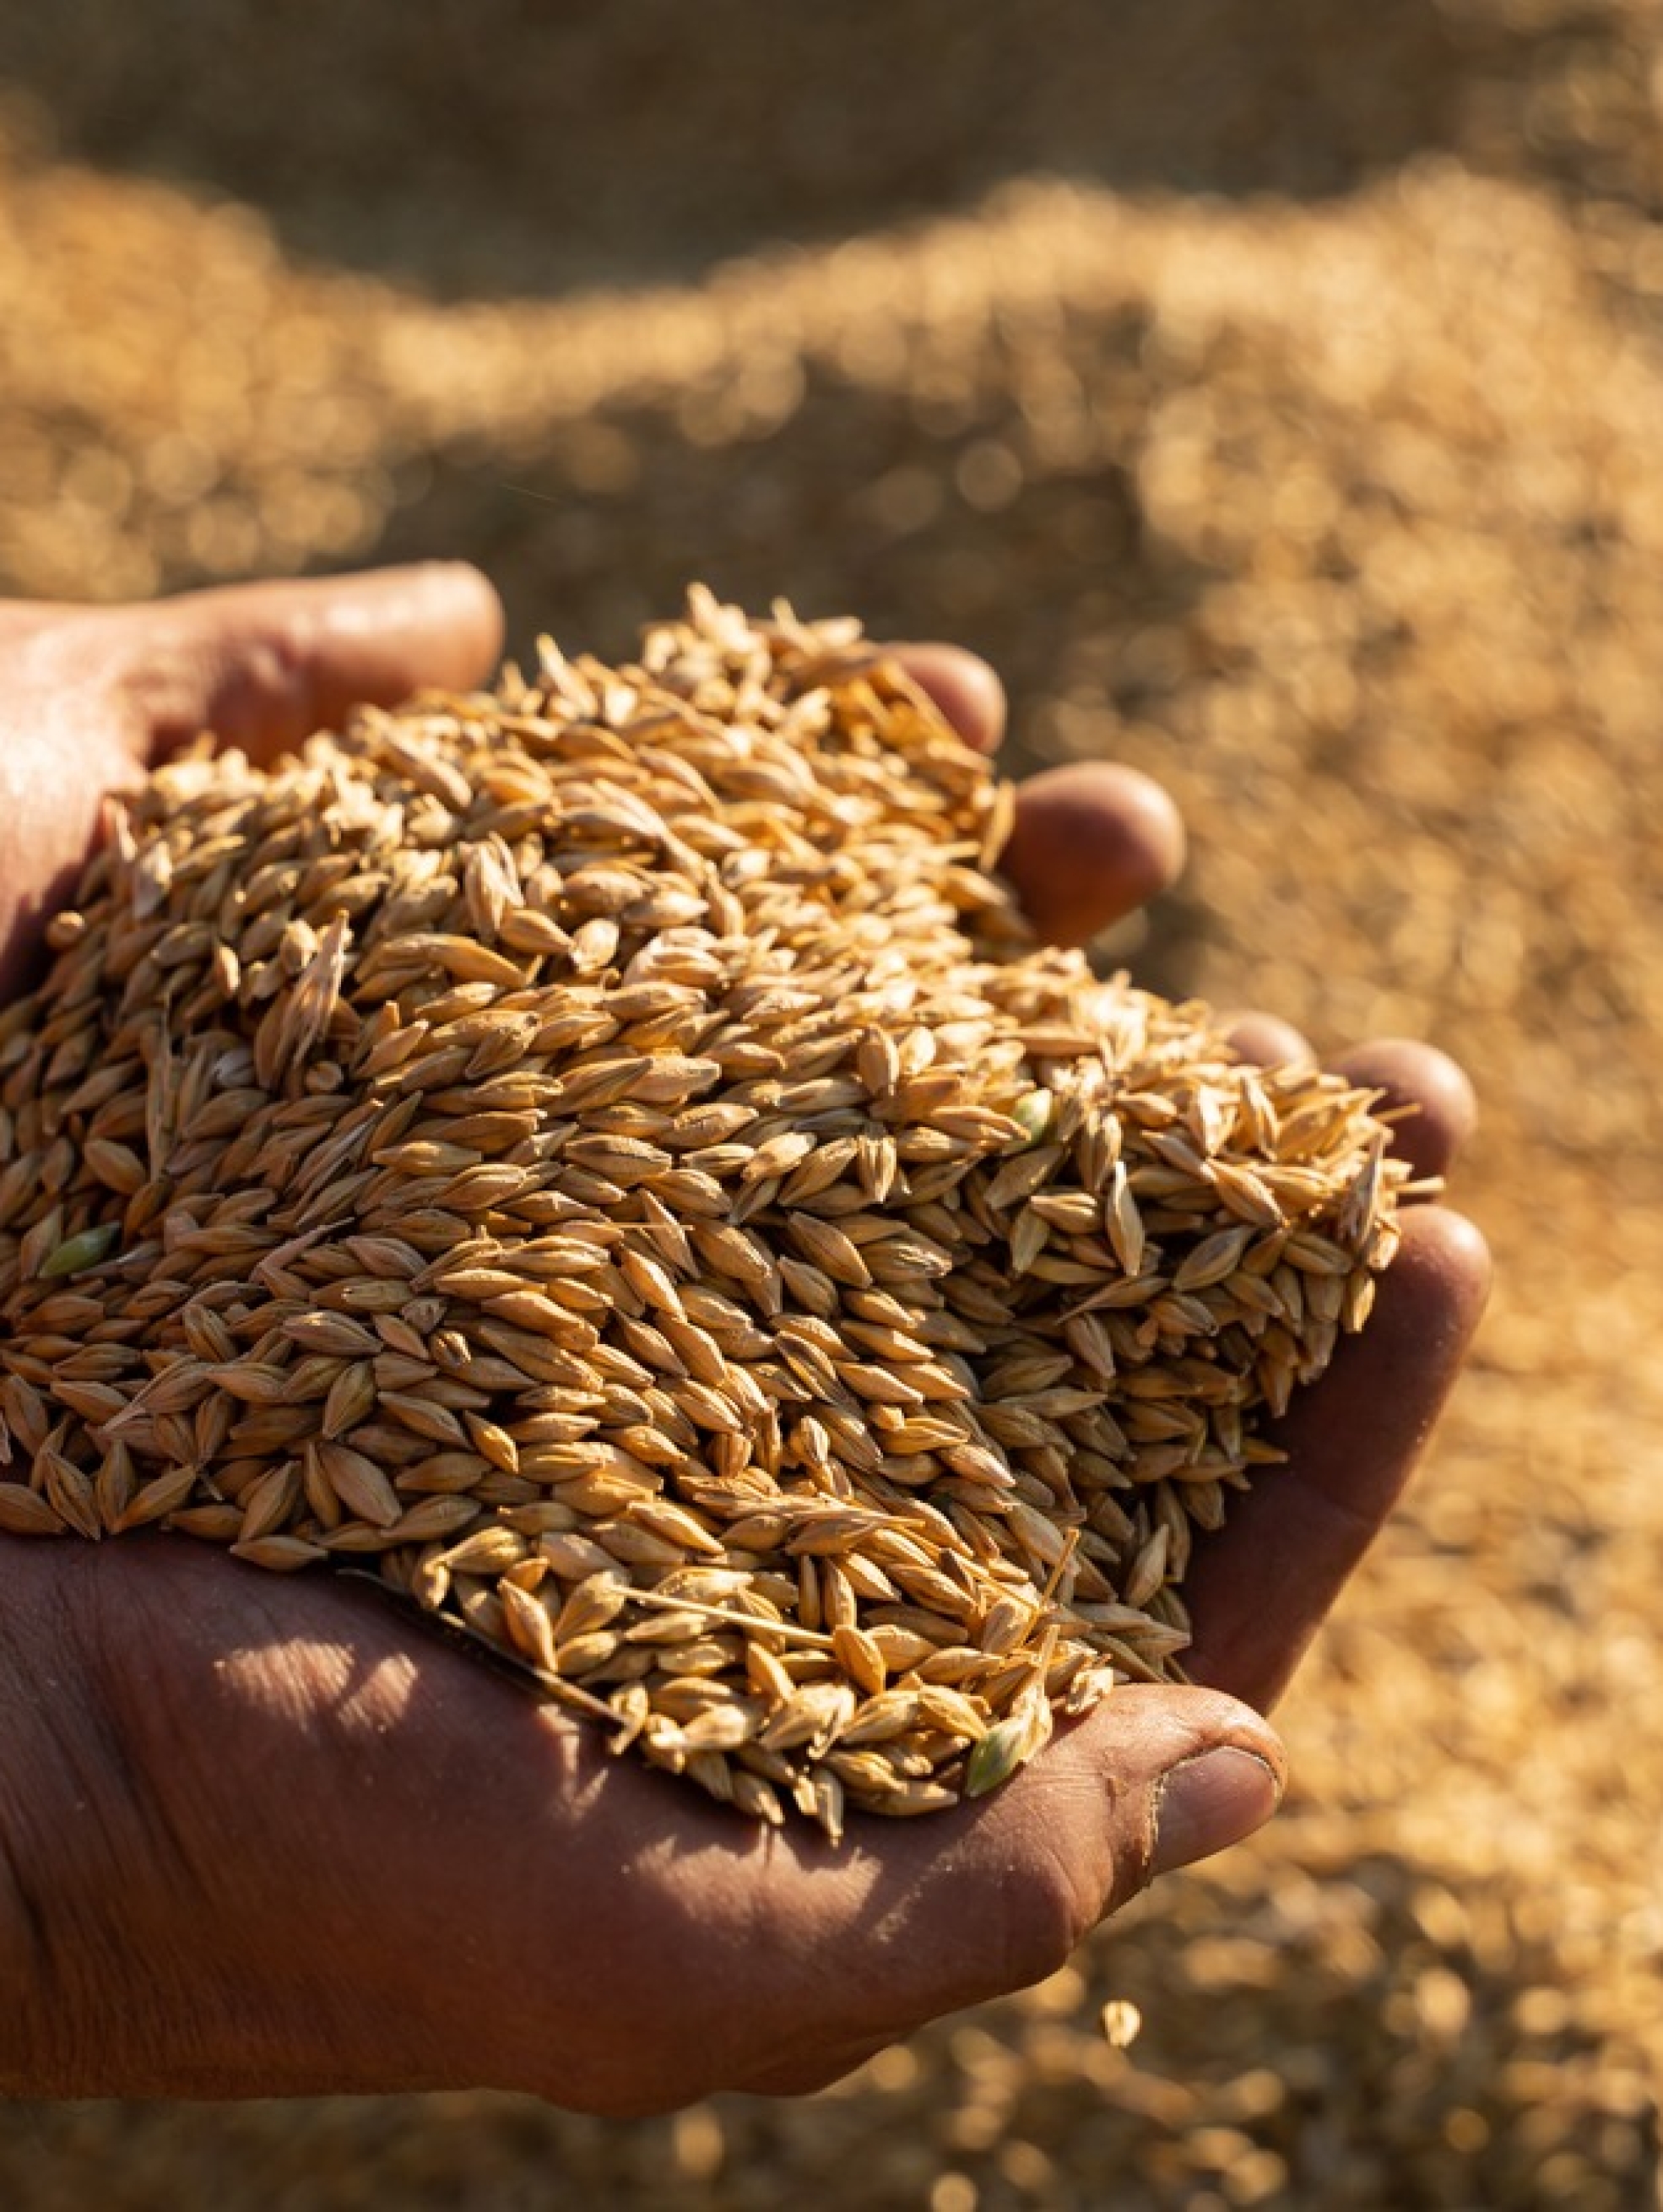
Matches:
[[0, 2, 1660, 2204]]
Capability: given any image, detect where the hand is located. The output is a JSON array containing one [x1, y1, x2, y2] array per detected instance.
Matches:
[[0, 586, 1484, 2110], [0, 566, 502, 997]]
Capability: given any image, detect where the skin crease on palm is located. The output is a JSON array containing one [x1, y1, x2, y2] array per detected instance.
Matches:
[[0, 567, 1489, 2110]]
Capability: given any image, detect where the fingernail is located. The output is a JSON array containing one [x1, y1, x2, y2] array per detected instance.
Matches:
[[1151, 1747, 1283, 1877]]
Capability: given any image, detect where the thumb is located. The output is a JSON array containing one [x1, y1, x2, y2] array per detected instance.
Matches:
[[976, 1683, 1285, 1923], [855, 1686, 1286, 2032], [729, 1686, 1286, 2099], [99, 562, 505, 766]]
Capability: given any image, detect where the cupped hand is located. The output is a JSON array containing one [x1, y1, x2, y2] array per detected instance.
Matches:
[[0, 580, 1483, 2109]]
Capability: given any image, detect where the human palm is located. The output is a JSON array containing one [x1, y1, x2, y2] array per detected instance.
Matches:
[[0, 569, 1487, 2106]]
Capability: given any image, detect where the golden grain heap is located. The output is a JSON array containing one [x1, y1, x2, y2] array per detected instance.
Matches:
[[0, 590, 1406, 1833]]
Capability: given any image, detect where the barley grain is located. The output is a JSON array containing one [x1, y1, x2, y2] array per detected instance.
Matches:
[[0, 594, 1406, 1828]]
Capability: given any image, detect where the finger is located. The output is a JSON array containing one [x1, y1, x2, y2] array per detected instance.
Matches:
[[1222, 1011, 1316, 1069], [1179, 1204, 1492, 1711], [998, 762, 1187, 946], [104, 563, 505, 765], [1329, 1037, 1477, 1182], [891, 643, 1007, 754], [885, 644, 1185, 941]]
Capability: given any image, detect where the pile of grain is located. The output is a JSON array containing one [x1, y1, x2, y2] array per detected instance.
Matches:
[[0, 592, 1400, 1829]]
